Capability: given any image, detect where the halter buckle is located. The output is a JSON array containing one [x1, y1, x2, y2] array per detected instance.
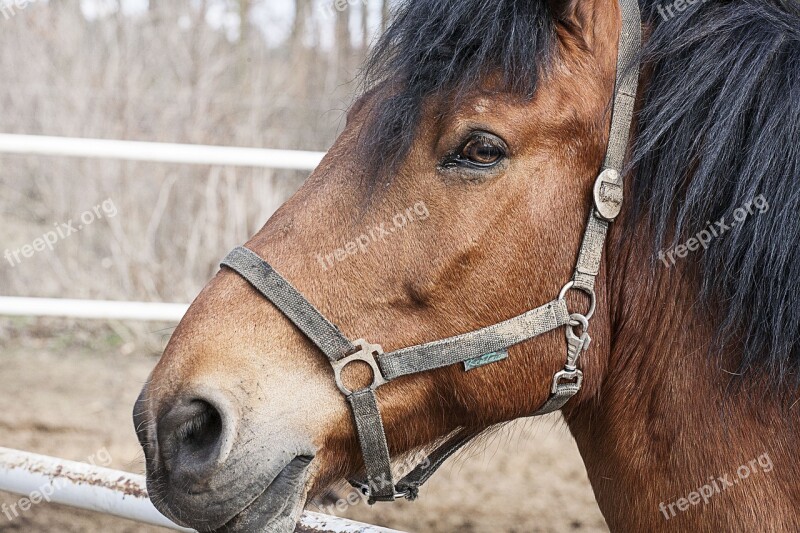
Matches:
[[332, 339, 388, 396], [350, 484, 417, 505], [594, 168, 624, 221], [551, 368, 584, 394]]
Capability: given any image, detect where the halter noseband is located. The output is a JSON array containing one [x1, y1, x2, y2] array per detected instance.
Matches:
[[221, 0, 641, 505]]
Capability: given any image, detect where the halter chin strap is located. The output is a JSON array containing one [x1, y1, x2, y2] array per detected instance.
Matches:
[[221, 0, 641, 506]]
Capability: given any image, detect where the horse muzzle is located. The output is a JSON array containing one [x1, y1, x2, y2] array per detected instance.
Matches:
[[134, 385, 316, 532]]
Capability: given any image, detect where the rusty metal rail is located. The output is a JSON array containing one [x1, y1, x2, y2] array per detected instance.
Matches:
[[0, 447, 405, 532]]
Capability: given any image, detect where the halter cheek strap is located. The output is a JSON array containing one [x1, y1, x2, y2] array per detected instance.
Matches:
[[221, 0, 641, 506]]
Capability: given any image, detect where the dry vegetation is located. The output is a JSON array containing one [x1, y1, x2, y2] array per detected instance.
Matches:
[[0, 0, 382, 308]]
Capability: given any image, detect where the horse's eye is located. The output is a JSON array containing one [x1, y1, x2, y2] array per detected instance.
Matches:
[[458, 134, 506, 167]]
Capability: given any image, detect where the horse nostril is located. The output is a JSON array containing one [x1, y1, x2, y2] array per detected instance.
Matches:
[[178, 402, 221, 448], [158, 399, 227, 483]]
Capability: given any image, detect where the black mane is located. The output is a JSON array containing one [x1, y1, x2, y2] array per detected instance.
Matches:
[[631, 0, 800, 383], [362, 1, 800, 384]]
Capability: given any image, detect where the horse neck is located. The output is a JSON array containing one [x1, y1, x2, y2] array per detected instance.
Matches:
[[562, 220, 800, 531]]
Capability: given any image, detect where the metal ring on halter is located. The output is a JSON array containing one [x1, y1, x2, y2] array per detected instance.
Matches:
[[331, 339, 388, 396], [559, 281, 596, 321]]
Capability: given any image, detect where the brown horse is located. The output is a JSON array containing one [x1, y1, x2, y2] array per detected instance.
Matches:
[[134, 0, 800, 531]]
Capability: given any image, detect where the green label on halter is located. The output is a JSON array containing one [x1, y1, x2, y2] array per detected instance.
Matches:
[[464, 350, 508, 371]]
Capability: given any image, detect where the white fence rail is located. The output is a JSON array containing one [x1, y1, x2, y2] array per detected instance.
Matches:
[[0, 447, 405, 533], [0, 297, 188, 322], [0, 134, 325, 171], [0, 134, 328, 321]]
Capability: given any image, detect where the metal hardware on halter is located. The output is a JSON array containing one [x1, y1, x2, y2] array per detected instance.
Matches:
[[559, 281, 597, 321], [331, 339, 388, 396], [594, 168, 624, 222], [552, 368, 584, 395], [351, 479, 417, 503], [552, 314, 591, 394]]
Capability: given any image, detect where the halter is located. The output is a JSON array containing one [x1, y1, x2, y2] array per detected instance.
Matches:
[[221, 0, 641, 505]]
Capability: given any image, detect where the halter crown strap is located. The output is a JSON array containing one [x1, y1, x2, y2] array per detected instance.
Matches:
[[220, 0, 642, 506], [574, 0, 642, 293]]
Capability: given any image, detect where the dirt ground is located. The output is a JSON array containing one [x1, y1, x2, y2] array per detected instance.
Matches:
[[0, 320, 608, 533]]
